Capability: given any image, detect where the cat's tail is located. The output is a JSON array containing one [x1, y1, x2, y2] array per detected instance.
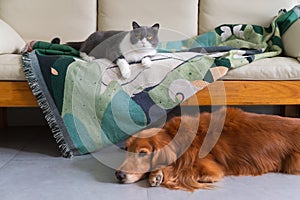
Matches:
[[50, 37, 83, 50], [51, 37, 61, 44]]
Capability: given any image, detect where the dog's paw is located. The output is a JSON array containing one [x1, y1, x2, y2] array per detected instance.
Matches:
[[149, 170, 163, 187], [197, 175, 222, 183]]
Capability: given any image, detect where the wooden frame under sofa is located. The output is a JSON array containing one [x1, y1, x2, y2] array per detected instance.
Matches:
[[1, 80, 300, 128]]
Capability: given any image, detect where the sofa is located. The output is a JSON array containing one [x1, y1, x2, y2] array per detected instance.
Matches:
[[0, 0, 300, 128]]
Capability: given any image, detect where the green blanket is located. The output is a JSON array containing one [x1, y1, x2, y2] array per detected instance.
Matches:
[[22, 6, 300, 157]]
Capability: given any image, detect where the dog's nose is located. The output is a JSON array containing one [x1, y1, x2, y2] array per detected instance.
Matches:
[[115, 170, 126, 182]]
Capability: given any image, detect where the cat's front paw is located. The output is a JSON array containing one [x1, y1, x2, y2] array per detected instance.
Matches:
[[142, 57, 152, 68], [121, 69, 131, 79], [117, 59, 131, 79]]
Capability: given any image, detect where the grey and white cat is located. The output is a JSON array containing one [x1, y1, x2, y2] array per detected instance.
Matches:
[[69, 21, 160, 78]]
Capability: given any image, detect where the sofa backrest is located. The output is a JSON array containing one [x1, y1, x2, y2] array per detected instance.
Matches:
[[97, 0, 199, 42], [0, 0, 97, 42], [199, 0, 298, 34], [0, 0, 298, 42]]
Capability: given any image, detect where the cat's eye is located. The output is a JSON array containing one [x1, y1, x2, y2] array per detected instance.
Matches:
[[147, 35, 153, 40], [136, 34, 141, 39]]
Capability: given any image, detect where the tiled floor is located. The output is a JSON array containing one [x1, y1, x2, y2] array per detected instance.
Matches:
[[0, 126, 300, 200]]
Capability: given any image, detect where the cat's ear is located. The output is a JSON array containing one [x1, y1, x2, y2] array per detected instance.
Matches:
[[132, 21, 141, 29], [152, 23, 160, 31]]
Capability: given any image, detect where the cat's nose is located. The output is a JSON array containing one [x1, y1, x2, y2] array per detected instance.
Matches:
[[141, 40, 147, 46]]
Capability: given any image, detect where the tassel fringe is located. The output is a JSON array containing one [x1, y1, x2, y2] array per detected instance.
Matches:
[[22, 52, 73, 158]]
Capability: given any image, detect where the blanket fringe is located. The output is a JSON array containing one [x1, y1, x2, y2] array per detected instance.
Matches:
[[22, 52, 73, 158]]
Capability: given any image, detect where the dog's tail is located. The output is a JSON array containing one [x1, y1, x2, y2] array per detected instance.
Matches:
[[50, 37, 83, 50]]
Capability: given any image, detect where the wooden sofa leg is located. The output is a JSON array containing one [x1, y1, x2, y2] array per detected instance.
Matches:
[[0, 108, 7, 128]]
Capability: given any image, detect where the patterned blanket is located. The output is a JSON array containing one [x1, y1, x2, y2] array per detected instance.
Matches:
[[22, 6, 300, 157]]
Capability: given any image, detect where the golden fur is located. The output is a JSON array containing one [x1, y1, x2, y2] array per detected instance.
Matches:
[[115, 107, 300, 191]]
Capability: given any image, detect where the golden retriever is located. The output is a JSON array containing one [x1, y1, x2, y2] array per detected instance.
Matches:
[[115, 107, 300, 191]]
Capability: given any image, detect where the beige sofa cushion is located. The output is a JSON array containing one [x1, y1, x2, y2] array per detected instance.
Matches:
[[222, 57, 300, 80], [282, 20, 300, 58], [0, 54, 26, 81], [199, 0, 298, 34], [0, 0, 97, 42], [0, 19, 25, 54], [98, 0, 198, 41], [2, 55, 299, 81]]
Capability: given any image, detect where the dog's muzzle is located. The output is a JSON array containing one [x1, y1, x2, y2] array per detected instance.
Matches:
[[115, 170, 126, 183]]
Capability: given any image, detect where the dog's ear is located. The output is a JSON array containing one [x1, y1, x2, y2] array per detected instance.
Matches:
[[153, 142, 177, 164], [150, 130, 177, 169], [150, 115, 200, 169], [151, 144, 177, 170], [163, 116, 181, 137]]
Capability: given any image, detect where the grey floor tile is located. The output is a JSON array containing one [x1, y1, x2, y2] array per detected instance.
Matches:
[[14, 131, 62, 159], [0, 126, 60, 162], [1, 126, 300, 200], [147, 174, 300, 200], [0, 150, 17, 169], [0, 127, 36, 168], [0, 157, 148, 200]]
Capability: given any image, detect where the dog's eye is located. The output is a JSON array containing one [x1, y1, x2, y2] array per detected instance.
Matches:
[[138, 151, 148, 157]]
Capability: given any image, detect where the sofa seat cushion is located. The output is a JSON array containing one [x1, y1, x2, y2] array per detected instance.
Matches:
[[1, 55, 299, 81], [222, 57, 300, 80], [0, 54, 25, 81]]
